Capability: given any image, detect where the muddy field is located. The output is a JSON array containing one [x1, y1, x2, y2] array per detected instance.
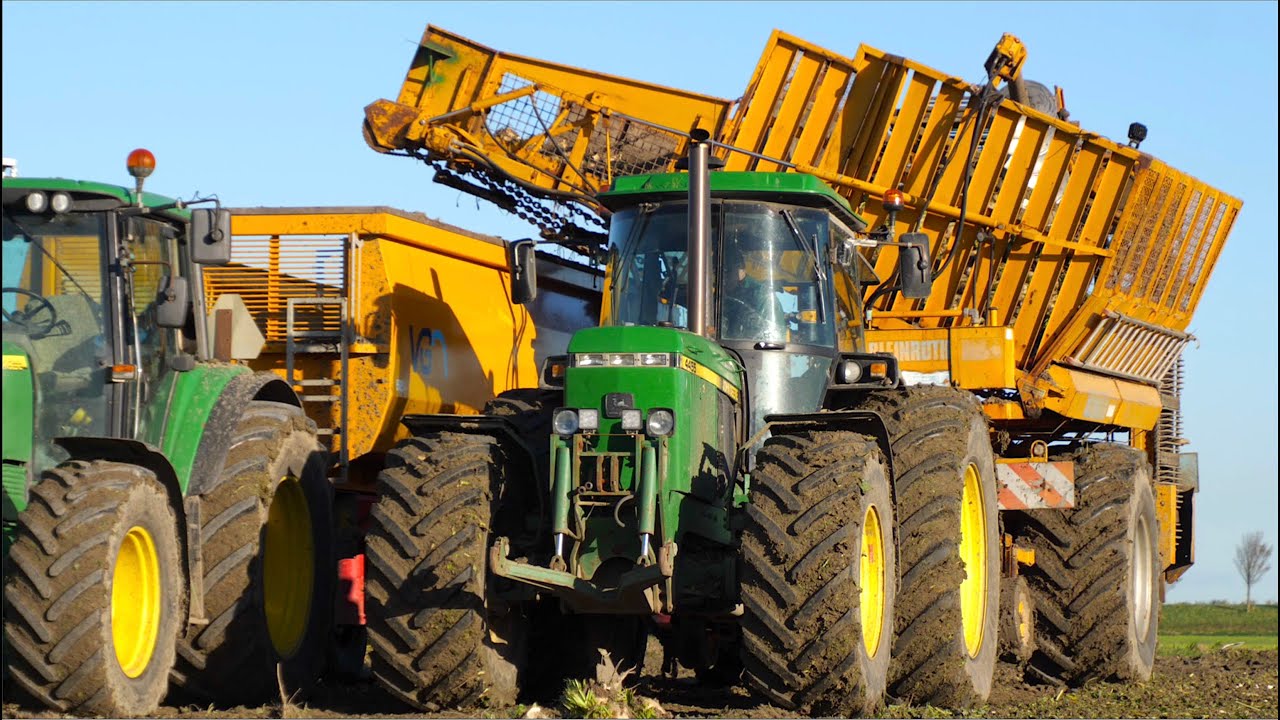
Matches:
[[5, 645, 1276, 719]]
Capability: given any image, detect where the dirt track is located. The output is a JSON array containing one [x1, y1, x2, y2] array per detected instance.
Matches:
[[4, 646, 1275, 719]]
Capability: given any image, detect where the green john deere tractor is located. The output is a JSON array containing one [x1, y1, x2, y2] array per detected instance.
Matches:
[[2, 152, 334, 716], [364, 134, 1002, 715]]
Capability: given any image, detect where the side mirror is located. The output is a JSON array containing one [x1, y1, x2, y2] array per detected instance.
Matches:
[[897, 232, 933, 299], [155, 275, 189, 328], [509, 239, 538, 304], [191, 208, 232, 265]]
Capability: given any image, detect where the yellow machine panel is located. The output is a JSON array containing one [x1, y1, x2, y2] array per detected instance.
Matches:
[[202, 207, 600, 486], [866, 326, 1015, 389]]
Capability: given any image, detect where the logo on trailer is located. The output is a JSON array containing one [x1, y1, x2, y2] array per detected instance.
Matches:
[[409, 325, 448, 379]]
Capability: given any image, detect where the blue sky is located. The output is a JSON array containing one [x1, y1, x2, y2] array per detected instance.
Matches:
[[3, 1, 1276, 603]]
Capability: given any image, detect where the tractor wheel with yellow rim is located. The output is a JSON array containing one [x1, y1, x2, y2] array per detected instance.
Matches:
[[1012, 444, 1160, 686], [3, 460, 182, 716], [170, 400, 334, 706], [856, 385, 1000, 708], [739, 429, 895, 716]]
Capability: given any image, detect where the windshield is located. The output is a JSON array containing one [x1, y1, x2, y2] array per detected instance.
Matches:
[[3, 210, 110, 440], [604, 200, 834, 347]]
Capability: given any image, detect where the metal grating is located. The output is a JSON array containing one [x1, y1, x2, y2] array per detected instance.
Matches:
[[1067, 311, 1191, 385], [202, 234, 346, 342], [1155, 355, 1185, 485]]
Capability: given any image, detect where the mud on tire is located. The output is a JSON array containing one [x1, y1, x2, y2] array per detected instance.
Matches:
[[170, 400, 334, 706], [856, 385, 1000, 708], [739, 429, 895, 716], [365, 432, 524, 711], [1012, 443, 1160, 686], [4, 460, 183, 716], [999, 575, 1036, 664]]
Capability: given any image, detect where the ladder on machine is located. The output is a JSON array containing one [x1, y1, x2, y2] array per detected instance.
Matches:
[[285, 297, 350, 486]]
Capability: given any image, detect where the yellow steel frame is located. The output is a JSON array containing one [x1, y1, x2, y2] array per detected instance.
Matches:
[[367, 25, 1241, 432]]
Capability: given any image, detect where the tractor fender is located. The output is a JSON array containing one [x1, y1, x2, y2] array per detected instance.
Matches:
[[186, 371, 301, 497], [399, 413, 540, 472], [764, 409, 894, 480]]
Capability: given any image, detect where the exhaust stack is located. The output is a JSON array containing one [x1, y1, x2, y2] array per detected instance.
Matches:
[[686, 129, 711, 337]]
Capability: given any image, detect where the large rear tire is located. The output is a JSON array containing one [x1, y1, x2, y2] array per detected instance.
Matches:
[[365, 432, 525, 710], [1014, 444, 1160, 685], [739, 429, 895, 716], [4, 460, 183, 716], [170, 400, 334, 705], [857, 386, 1000, 707]]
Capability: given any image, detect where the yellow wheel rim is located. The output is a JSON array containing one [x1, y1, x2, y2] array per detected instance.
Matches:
[[959, 463, 988, 658], [859, 505, 886, 657], [112, 526, 161, 678], [264, 475, 314, 657], [1016, 592, 1032, 648]]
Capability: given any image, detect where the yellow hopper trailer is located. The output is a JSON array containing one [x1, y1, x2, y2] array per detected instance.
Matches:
[[201, 205, 600, 669], [360, 24, 1239, 706]]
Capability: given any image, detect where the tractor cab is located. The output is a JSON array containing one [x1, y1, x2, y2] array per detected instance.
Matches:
[[598, 170, 895, 436], [1, 151, 230, 478]]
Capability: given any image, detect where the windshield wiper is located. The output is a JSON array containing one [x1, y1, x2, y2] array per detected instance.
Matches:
[[781, 209, 827, 321], [6, 215, 97, 303]]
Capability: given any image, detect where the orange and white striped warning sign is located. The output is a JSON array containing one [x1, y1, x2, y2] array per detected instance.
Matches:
[[996, 462, 1075, 510]]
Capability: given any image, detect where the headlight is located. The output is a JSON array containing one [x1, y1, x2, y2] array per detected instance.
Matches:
[[646, 409, 675, 437], [552, 409, 579, 436], [574, 352, 675, 367], [620, 409, 643, 431], [49, 192, 71, 214], [25, 191, 48, 213], [837, 359, 863, 384], [578, 408, 599, 431]]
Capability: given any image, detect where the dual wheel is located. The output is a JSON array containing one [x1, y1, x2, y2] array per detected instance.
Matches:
[[364, 391, 651, 711], [3, 400, 333, 716], [739, 384, 1001, 713]]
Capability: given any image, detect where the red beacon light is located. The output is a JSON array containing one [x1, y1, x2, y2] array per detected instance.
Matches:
[[126, 148, 155, 204], [127, 148, 155, 179], [882, 188, 905, 215]]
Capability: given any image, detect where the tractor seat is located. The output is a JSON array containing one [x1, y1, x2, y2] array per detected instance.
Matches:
[[29, 294, 105, 395]]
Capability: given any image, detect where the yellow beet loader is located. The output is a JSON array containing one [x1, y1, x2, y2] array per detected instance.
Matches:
[[359, 24, 1238, 711]]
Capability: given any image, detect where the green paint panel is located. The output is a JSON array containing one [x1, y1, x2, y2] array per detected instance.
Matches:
[[1, 342, 34, 521], [562, 326, 738, 586], [598, 170, 868, 229], [160, 364, 247, 494], [567, 326, 742, 392]]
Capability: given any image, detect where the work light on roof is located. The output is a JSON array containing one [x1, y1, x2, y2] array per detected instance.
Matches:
[[50, 192, 71, 214]]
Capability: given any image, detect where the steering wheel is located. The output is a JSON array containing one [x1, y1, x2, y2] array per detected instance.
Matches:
[[1, 287, 58, 338], [722, 295, 772, 333]]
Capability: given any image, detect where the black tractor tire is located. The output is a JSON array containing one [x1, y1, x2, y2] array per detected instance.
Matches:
[[856, 385, 1000, 708], [170, 400, 334, 706], [999, 575, 1036, 664], [739, 429, 895, 716], [365, 432, 525, 711], [484, 388, 558, 478], [4, 460, 183, 716], [1014, 444, 1160, 686]]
